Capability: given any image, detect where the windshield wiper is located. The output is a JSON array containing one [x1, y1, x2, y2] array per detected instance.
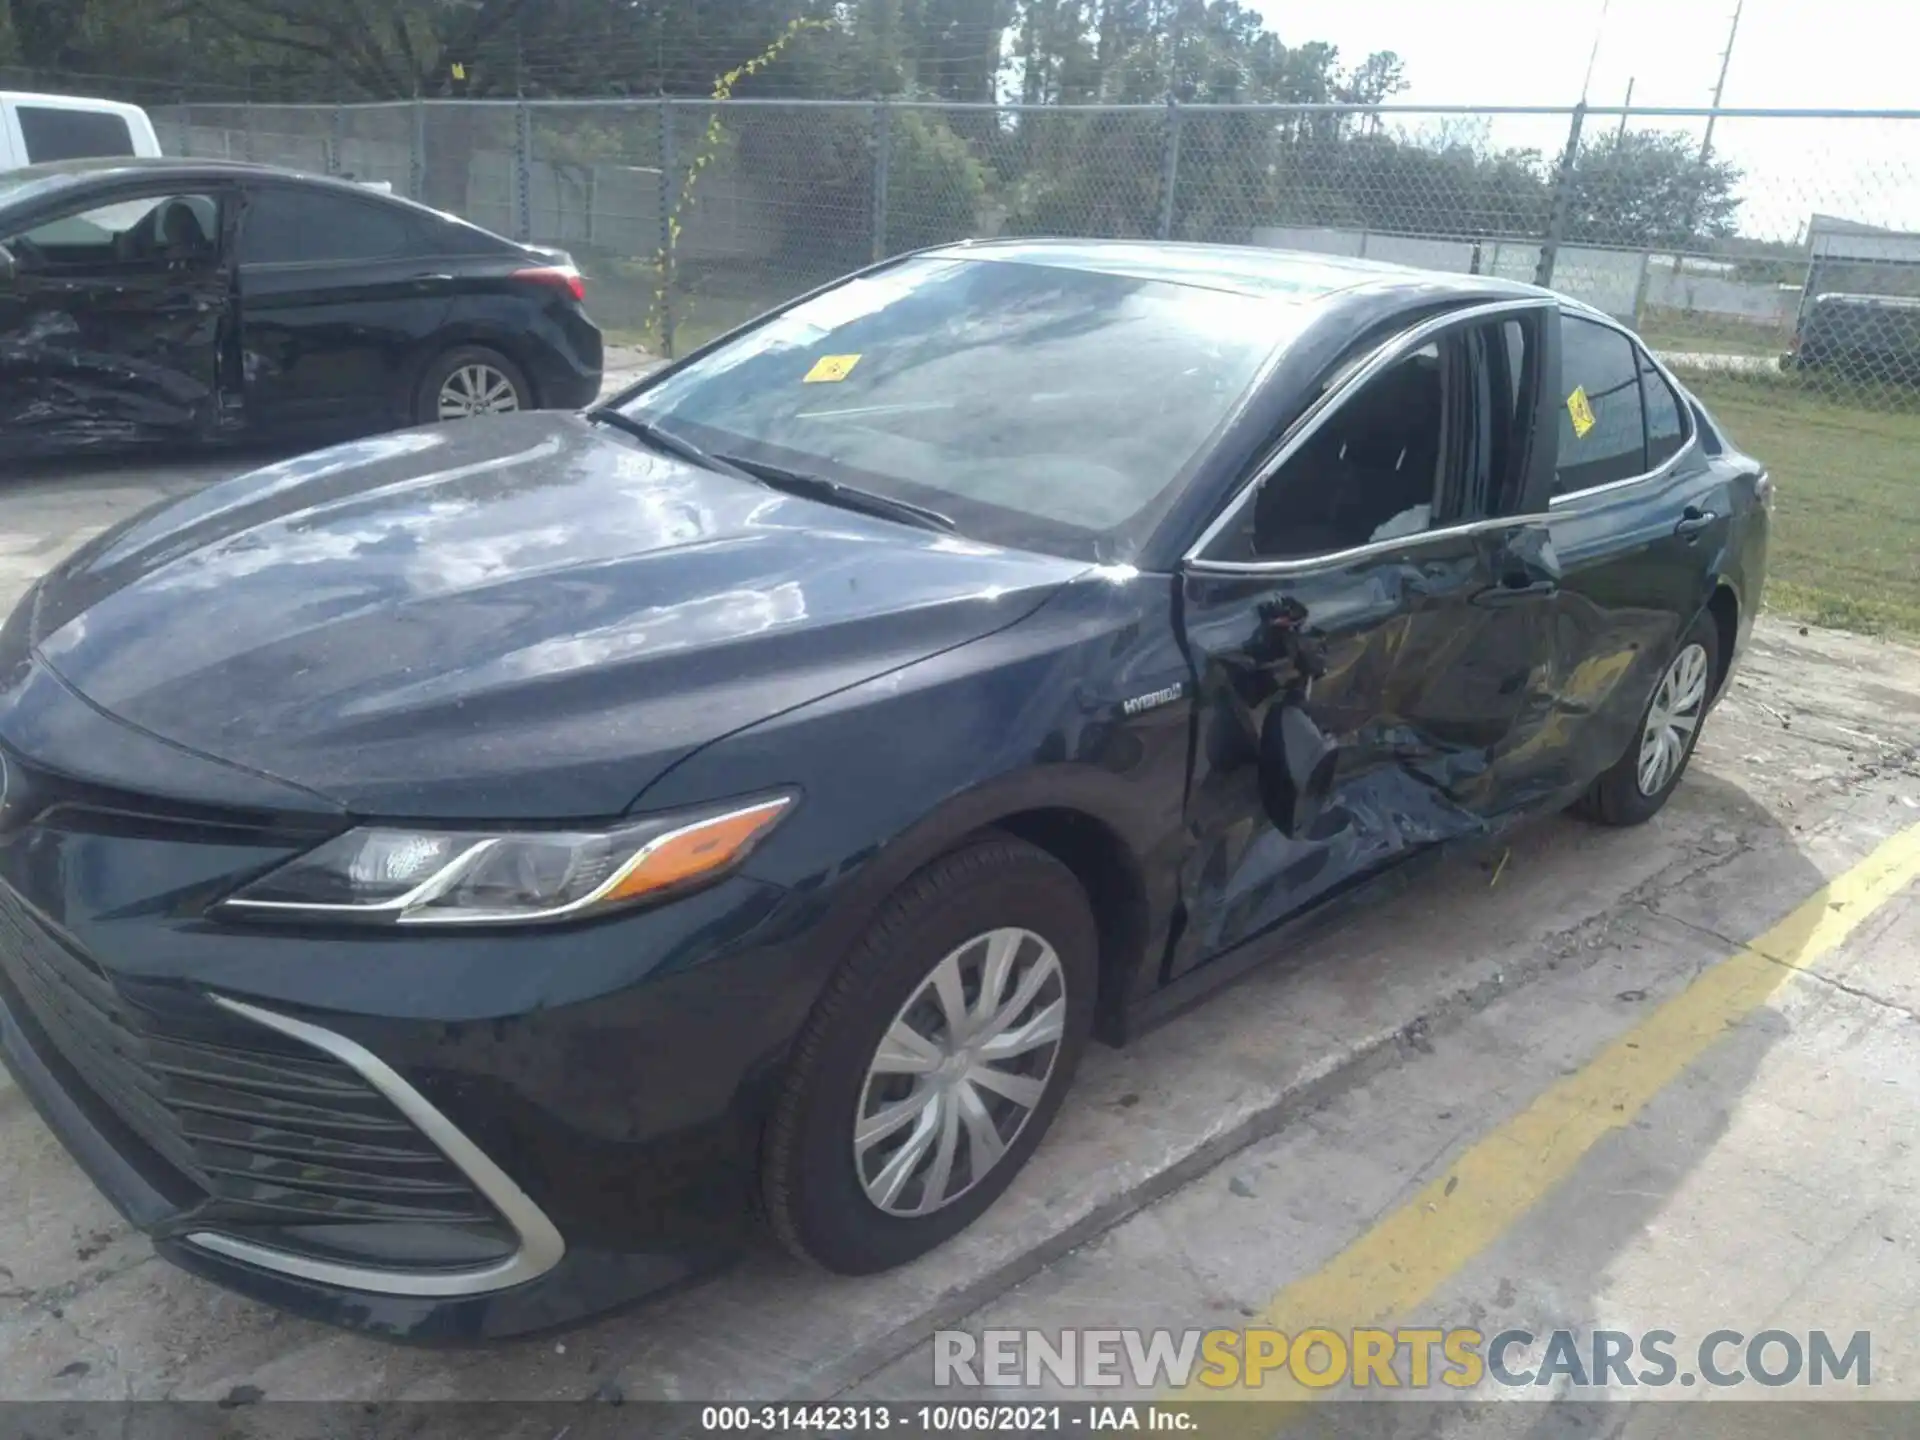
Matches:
[[589, 409, 731, 474], [715, 453, 956, 534]]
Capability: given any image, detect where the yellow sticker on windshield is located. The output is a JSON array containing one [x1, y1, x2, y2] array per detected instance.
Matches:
[[803, 353, 861, 384], [1567, 385, 1596, 438]]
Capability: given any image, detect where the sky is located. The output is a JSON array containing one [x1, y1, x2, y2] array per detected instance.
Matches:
[[1245, 0, 1920, 238]]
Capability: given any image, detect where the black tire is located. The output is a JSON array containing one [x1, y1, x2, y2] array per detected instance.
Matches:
[[762, 834, 1097, 1274], [1573, 611, 1720, 827], [414, 344, 532, 425]]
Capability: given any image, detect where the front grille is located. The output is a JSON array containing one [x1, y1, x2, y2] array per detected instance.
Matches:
[[0, 883, 512, 1255]]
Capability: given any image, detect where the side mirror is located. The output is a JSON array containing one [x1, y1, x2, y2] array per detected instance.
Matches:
[[0, 243, 15, 285], [1258, 702, 1340, 837]]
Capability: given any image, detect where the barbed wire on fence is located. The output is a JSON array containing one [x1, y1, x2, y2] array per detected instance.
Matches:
[[127, 93, 1920, 413]]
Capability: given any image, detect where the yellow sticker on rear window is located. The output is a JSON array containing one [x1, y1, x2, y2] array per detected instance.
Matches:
[[1567, 385, 1596, 438], [803, 353, 861, 384]]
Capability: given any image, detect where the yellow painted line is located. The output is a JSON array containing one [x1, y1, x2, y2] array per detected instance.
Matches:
[[1184, 821, 1920, 1416]]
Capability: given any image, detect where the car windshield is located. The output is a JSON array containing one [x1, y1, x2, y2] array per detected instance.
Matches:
[[619, 255, 1299, 561]]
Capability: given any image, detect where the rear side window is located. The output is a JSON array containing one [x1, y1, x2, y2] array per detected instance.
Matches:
[[1639, 353, 1688, 469], [1555, 313, 1646, 496], [1690, 399, 1725, 456], [239, 187, 414, 264], [17, 106, 135, 163]]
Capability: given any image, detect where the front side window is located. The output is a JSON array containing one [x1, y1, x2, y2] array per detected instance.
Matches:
[[1215, 313, 1535, 563], [1243, 344, 1445, 560], [6, 191, 220, 270], [17, 106, 135, 163], [623, 256, 1309, 561], [1555, 313, 1646, 495], [239, 187, 413, 265]]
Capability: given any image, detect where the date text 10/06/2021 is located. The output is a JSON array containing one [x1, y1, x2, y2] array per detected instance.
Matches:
[[699, 1405, 1199, 1432]]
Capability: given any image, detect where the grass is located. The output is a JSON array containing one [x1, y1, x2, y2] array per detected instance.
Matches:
[[1680, 371, 1920, 639], [1638, 306, 1789, 360], [586, 253, 829, 360]]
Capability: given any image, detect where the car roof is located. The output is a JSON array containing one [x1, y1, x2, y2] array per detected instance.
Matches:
[[926, 236, 1554, 309], [0, 156, 528, 244], [0, 90, 151, 115], [3, 155, 363, 188]]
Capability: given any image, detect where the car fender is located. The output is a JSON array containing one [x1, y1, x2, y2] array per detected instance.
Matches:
[[397, 317, 529, 402], [631, 569, 1198, 1034]]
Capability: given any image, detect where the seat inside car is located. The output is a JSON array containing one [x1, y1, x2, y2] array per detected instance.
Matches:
[[156, 197, 212, 258], [1252, 347, 1443, 559]]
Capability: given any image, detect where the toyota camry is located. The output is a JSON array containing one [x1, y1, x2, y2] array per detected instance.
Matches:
[[0, 240, 1768, 1340]]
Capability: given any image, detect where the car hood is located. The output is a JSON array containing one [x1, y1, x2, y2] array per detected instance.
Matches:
[[29, 413, 1085, 818]]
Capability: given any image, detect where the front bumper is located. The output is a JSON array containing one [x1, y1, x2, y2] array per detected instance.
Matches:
[[0, 739, 823, 1340], [0, 943, 707, 1340]]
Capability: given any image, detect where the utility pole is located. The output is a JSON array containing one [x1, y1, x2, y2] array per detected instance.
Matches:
[[1675, 0, 1742, 269], [1616, 77, 1634, 141], [1579, 0, 1612, 103], [1698, 0, 1743, 172]]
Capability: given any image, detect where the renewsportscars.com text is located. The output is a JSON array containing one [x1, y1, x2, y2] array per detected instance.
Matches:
[[932, 1327, 1872, 1390]]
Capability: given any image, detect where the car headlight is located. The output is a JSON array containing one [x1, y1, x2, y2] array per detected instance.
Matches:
[[218, 795, 794, 926]]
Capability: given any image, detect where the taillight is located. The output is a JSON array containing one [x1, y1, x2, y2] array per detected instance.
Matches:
[[511, 266, 586, 303]]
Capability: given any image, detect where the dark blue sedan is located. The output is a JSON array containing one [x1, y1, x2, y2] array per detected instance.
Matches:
[[0, 240, 1768, 1339]]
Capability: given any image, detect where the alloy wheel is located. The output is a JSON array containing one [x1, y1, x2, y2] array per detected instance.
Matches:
[[1637, 641, 1710, 796], [437, 363, 522, 420], [853, 928, 1067, 1217]]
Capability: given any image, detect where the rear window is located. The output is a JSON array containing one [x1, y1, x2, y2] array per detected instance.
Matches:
[[419, 211, 514, 255], [17, 106, 135, 163]]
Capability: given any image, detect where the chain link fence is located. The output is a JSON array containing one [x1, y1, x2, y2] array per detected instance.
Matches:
[[150, 98, 1920, 415]]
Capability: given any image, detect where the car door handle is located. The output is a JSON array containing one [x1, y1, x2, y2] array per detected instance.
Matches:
[[1675, 506, 1718, 536], [1472, 579, 1557, 607], [412, 272, 454, 284]]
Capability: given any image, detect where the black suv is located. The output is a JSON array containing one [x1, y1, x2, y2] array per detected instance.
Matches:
[[1784, 291, 1920, 383]]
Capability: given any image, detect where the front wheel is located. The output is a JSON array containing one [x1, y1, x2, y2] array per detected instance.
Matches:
[[762, 835, 1097, 1274], [1574, 612, 1719, 826]]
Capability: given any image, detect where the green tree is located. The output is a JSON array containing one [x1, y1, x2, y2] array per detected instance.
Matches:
[[887, 108, 993, 249], [1005, 4, 1415, 243], [1565, 129, 1743, 250]]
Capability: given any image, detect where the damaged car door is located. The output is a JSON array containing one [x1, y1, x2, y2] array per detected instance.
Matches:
[[0, 184, 233, 453], [1170, 298, 1562, 972]]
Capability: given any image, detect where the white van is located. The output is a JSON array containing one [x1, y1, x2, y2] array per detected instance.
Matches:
[[0, 92, 162, 171]]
